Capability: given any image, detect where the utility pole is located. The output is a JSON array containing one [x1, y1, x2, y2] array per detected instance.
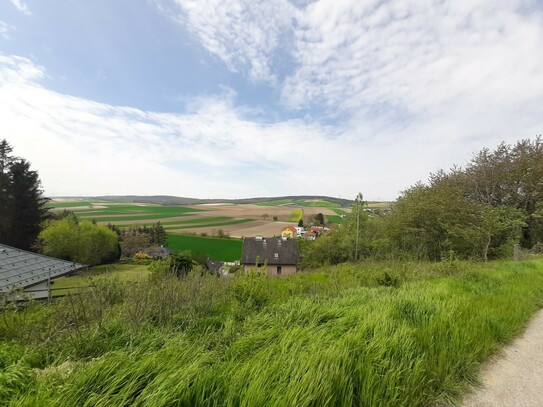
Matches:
[[355, 192, 363, 262]]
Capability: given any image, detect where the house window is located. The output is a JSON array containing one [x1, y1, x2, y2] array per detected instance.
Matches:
[[277, 266, 282, 275], [274, 253, 279, 258]]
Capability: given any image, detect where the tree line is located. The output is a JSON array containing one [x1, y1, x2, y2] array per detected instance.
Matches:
[[0, 139, 170, 265], [2, 137, 542, 267], [300, 137, 543, 266]]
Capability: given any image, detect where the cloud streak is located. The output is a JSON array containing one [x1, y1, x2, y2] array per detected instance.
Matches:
[[153, 0, 543, 194], [2, 0, 543, 200], [167, 0, 296, 83], [9, 0, 31, 15], [0, 55, 361, 198]]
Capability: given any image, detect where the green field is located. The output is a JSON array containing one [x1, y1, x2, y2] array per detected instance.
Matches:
[[47, 201, 100, 208], [331, 208, 348, 215], [256, 199, 346, 208], [2, 259, 543, 406], [325, 214, 344, 224], [75, 205, 205, 222], [164, 218, 255, 231], [166, 234, 242, 261], [255, 199, 294, 206], [50, 203, 205, 219], [294, 199, 339, 208], [114, 217, 232, 229], [288, 209, 303, 222], [367, 202, 392, 209]]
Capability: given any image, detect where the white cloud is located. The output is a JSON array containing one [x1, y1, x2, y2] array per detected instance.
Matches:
[[2, 53, 458, 200], [165, 0, 296, 83], [282, 0, 543, 114], [9, 0, 31, 15], [3, 1, 543, 200], [0, 54, 358, 198], [155, 0, 543, 197], [0, 21, 10, 39], [1, 50, 541, 201], [159, 0, 543, 135]]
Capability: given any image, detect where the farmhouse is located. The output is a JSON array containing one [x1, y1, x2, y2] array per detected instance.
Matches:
[[281, 226, 297, 239], [0, 243, 86, 301], [304, 231, 317, 240], [139, 246, 175, 259], [310, 226, 325, 235], [241, 236, 299, 276]]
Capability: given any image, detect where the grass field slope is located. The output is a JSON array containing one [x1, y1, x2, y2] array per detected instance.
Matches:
[[1, 259, 543, 406], [47, 198, 353, 246], [45, 197, 369, 260]]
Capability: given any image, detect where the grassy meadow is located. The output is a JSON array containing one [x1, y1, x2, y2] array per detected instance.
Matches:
[[166, 234, 242, 261], [1, 259, 543, 406], [325, 214, 345, 224], [50, 264, 151, 295]]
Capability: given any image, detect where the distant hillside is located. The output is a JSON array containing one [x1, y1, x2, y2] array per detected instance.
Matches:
[[77, 195, 358, 207]]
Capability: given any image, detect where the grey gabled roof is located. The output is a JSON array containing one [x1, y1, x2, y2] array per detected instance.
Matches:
[[241, 237, 299, 266], [0, 244, 86, 293]]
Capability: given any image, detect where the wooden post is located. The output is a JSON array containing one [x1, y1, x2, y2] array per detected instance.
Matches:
[[514, 244, 520, 262], [48, 269, 51, 302]]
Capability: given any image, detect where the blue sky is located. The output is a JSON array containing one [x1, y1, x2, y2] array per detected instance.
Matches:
[[1, 0, 542, 200]]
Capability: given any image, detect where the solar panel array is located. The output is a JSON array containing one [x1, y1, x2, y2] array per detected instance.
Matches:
[[0, 244, 86, 293]]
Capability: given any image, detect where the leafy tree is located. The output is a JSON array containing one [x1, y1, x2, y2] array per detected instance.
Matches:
[[298, 193, 386, 266], [39, 218, 119, 265], [169, 253, 193, 278], [0, 140, 49, 250], [313, 213, 325, 226], [462, 137, 543, 247], [386, 152, 531, 260], [119, 232, 151, 257], [118, 222, 166, 248], [298, 219, 304, 227]]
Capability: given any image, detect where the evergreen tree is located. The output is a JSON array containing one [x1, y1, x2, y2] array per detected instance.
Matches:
[[0, 140, 14, 240], [0, 140, 49, 250], [153, 222, 167, 245]]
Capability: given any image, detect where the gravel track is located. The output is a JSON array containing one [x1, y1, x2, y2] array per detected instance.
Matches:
[[461, 309, 543, 407]]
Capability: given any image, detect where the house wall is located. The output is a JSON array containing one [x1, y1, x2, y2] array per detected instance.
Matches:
[[242, 264, 297, 276], [281, 229, 295, 238], [1, 281, 51, 304], [23, 281, 50, 299]]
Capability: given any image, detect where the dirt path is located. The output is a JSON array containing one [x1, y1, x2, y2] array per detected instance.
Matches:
[[462, 309, 543, 407]]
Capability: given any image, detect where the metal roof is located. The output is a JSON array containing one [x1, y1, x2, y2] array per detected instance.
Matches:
[[241, 237, 299, 266], [0, 244, 86, 293]]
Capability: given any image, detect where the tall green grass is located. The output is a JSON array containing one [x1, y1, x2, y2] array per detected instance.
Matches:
[[2, 260, 543, 406]]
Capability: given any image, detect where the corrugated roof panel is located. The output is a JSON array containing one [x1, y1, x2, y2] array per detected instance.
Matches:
[[0, 244, 86, 292]]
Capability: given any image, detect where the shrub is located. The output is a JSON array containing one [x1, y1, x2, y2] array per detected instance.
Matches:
[[134, 252, 151, 260]]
